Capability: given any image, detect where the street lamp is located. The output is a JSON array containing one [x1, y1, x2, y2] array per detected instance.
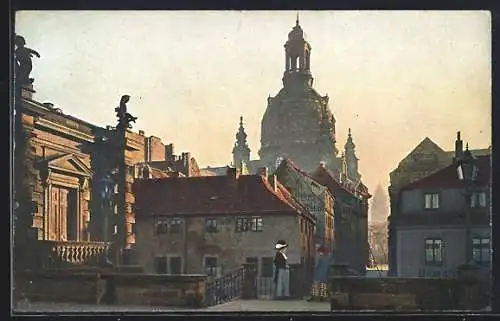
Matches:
[[100, 174, 114, 266], [456, 144, 477, 265]]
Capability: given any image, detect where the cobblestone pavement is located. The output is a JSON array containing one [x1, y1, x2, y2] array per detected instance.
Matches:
[[14, 299, 331, 313]]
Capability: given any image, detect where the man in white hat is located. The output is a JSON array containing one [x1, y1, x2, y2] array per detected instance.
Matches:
[[274, 240, 290, 299]]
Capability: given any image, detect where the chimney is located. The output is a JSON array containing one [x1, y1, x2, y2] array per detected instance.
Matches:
[[165, 143, 174, 162], [138, 130, 145, 136], [455, 131, 463, 161], [258, 167, 268, 179]]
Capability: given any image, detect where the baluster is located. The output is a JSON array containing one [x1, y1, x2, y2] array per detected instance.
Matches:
[[77, 245, 84, 264]]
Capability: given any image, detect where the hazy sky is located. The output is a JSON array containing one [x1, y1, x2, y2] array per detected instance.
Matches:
[[15, 11, 491, 199]]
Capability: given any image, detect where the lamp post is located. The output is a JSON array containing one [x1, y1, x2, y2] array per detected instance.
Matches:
[[456, 144, 477, 265], [100, 174, 114, 266]]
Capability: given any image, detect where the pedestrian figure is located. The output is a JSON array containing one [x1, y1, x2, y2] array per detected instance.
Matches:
[[274, 240, 290, 299], [307, 246, 332, 301]]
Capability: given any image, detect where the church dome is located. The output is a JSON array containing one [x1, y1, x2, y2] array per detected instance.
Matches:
[[259, 17, 339, 173]]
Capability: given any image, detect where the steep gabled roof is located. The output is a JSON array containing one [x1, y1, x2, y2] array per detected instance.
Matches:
[[401, 155, 491, 191], [133, 173, 305, 218]]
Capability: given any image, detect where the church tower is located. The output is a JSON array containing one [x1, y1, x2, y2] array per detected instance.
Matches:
[[232, 116, 251, 170], [259, 15, 339, 173], [344, 128, 360, 182]]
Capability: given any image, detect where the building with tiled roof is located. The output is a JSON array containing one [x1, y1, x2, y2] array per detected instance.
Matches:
[[132, 167, 316, 280], [388, 132, 491, 279], [310, 162, 371, 275], [274, 159, 335, 254]]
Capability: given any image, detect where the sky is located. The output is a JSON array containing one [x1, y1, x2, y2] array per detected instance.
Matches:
[[15, 11, 491, 209]]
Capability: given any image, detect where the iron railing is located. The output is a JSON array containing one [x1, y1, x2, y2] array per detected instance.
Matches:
[[204, 265, 245, 306]]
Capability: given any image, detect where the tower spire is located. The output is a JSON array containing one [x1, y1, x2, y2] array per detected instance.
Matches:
[[296, 12, 300, 26], [232, 116, 251, 169]]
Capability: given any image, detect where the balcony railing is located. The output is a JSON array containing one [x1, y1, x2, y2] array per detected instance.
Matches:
[[37, 240, 112, 268]]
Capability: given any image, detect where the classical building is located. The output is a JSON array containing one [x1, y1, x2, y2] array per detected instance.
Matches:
[[274, 159, 335, 252], [311, 162, 371, 275], [259, 17, 340, 173], [13, 36, 201, 269], [387, 132, 491, 276], [132, 167, 316, 281], [390, 149, 491, 279]]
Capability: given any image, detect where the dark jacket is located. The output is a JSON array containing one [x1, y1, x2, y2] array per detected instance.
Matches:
[[273, 251, 287, 284]]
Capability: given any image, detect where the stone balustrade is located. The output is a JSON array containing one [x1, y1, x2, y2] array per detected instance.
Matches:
[[37, 240, 112, 267]]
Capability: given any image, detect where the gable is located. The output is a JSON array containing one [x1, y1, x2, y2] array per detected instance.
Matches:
[[42, 153, 93, 177]]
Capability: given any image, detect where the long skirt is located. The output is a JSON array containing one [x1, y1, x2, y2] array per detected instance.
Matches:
[[275, 268, 290, 298]]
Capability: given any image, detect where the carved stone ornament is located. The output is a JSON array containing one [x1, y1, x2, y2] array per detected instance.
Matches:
[[14, 35, 40, 86]]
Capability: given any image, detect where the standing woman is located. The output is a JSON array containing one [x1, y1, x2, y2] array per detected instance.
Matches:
[[274, 240, 290, 299]]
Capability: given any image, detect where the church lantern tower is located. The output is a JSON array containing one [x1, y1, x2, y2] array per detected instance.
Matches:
[[259, 15, 339, 173], [232, 116, 251, 169]]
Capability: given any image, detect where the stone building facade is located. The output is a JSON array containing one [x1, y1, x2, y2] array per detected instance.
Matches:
[[14, 84, 201, 268], [311, 163, 371, 275], [132, 167, 316, 279], [387, 132, 491, 276], [274, 159, 335, 252]]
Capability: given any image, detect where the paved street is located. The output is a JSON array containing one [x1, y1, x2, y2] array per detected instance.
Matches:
[[14, 299, 331, 313]]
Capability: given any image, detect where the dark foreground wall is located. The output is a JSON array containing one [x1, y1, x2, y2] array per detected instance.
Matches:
[[15, 270, 207, 308], [329, 276, 489, 310]]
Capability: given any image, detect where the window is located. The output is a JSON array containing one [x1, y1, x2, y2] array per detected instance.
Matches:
[[250, 217, 263, 232], [205, 256, 218, 277], [425, 239, 443, 265], [205, 218, 218, 233], [154, 256, 168, 274], [471, 192, 487, 208], [261, 257, 274, 277], [472, 237, 490, 263], [236, 217, 249, 232], [156, 218, 169, 235], [424, 193, 440, 209], [169, 256, 182, 274], [169, 217, 183, 233]]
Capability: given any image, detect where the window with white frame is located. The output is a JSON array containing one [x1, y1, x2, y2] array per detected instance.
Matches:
[[205, 218, 218, 233], [169, 217, 183, 233], [205, 256, 218, 277], [470, 192, 487, 208], [155, 217, 169, 235], [424, 193, 440, 209], [250, 216, 263, 232], [424, 238, 443, 265], [472, 237, 490, 263]]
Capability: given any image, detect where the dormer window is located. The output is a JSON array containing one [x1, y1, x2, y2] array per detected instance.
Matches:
[[424, 193, 439, 209]]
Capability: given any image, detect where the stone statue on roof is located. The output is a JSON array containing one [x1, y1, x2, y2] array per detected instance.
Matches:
[[14, 35, 40, 86]]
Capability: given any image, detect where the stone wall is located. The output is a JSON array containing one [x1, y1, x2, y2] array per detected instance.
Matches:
[[16, 270, 105, 304], [15, 270, 207, 308], [329, 276, 489, 310], [107, 274, 206, 307], [135, 214, 305, 276]]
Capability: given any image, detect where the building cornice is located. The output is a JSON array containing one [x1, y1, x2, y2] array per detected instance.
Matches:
[[35, 117, 95, 143]]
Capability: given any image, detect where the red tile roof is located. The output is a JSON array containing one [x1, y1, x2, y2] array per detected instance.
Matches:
[[133, 173, 308, 218], [310, 165, 370, 198], [401, 155, 491, 191]]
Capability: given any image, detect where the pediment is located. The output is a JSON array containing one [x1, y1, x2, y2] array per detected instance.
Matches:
[[40, 153, 93, 177]]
